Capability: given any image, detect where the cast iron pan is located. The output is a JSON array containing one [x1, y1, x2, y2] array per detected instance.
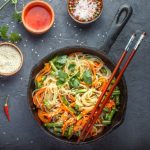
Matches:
[[28, 4, 132, 144]]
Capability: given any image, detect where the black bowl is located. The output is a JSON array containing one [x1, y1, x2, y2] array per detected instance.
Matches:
[[27, 46, 128, 144]]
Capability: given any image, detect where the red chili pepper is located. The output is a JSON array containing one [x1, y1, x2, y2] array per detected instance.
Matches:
[[4, 96, 10, 121]]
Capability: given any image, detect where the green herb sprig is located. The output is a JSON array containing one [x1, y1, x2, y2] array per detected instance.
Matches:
[[12, 12, 22, 23], [0, 0, 22, 42], [0, 0, 22, 22], [0, 25, 21, 43]]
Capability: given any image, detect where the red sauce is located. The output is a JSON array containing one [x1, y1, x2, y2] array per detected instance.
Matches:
[[25, 6, 52, 31]]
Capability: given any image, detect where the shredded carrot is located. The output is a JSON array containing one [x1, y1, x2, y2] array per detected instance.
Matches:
[[74, 116, 89, 132], [90, 127, 97, 137], [96, 118, 101, 124], [38, 109, 51, 123], [62, 117, 76, 135], [62, 104, 76, 117], [74, 119, 83, 132], [60, 111, 68, 122], [58, 95, 76, 118], [50, 108, 62, 117], [68, 95, 76, 102], [70, 102, 75, 107], [105, 100, 115, 109], [36, 63, 51, 82], [33, 88, 46, 107], [80, 81, 87, 85], [89, 61, 96, 80], [94, 61, 103, 67], [92, 79, 98, 87], [82, 109, 92, 115], [100, 81, 108, 92]]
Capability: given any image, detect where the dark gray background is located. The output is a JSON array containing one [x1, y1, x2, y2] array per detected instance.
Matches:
[[0, 0, 149, 149]]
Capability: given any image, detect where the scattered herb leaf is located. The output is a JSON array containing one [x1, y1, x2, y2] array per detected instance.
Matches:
[[12, 12, 22, 22], [9, 32, 22, 42], [56, 71, 68, 85], [0, 26, 9, 40], [69, 73, 80, 88], [53, 55, 68, 69], [69, 77, 80, 88], [0, 25, 22, 42], [82, 70, 92, 85], [68, 63, 76, 71]]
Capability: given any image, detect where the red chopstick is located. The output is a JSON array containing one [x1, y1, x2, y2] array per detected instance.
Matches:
[[77, 33, 136, 142], [83, 32, 146, 141]]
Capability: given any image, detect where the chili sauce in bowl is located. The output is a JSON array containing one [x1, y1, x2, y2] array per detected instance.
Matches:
[[22, 1, 55, 34], [68, 0, 103, 24]]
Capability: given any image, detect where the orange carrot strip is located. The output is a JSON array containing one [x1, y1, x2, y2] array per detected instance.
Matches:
[[62, 118, 76, 135], [38, 109, 51, 123], [68, 95, 76, 102], [70, 102, 75, 107], [105, 100, 115, 109], [36, 63, 51, 82], [60, 111, 68, 122], [33, 88, 46, 107]]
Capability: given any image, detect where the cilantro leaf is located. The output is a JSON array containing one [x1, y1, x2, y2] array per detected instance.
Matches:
[[9, 32, 22, 42], [56, 55, 67, 64], [12, 12, 22, 23], [68, 63, 76, 72], [0, 25, 22, 43], [0, 25, 9, 40], [69, 77, 80, 88], [82, 70, 92, 85], [69, 73, 80, 88], [53, 55, 67, 69], [56, 71, 68, 85]]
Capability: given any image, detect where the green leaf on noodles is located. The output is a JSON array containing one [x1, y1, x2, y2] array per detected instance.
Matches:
[[68, 63, 76, 71], [56, 71, 68, 85], [69, 77, 80, 88], [82, 70, 92, 85], [53, 55, 67, 69], [69, 72, 80, 88]]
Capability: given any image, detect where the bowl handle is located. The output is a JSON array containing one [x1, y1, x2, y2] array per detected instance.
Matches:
[[100, 4, 133, 54]]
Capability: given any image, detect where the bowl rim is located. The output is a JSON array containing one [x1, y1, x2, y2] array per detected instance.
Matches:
[[22, 0, 55, 34], [67, 0, 103, 24], [0, 42, 23, 76]]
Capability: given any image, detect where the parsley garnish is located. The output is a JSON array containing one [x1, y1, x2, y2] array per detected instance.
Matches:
[[0, 25, 22, 43], [56, 71, 68, 85], [0, 26, 9, 40], [82, 70, 92, 85], [12, 12, 22, 23], [9, 32, 21, 42]]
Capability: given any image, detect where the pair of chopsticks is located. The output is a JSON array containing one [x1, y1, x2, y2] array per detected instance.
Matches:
[[77, 32, 146, 142]]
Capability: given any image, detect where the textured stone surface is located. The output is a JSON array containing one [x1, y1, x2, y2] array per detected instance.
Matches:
[[0, 0, 150, 149]]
